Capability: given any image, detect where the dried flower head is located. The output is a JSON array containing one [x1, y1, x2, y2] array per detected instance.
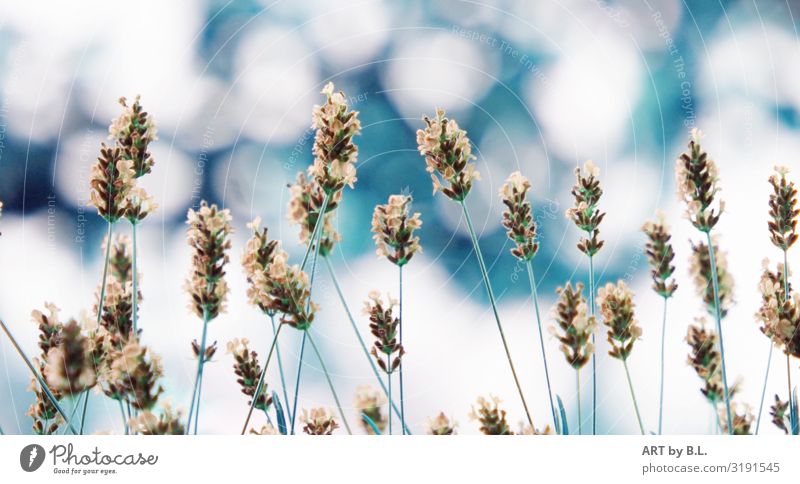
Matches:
[[768, 166, 799, 251], [354, 385, 387, 435], [192, 339, 217, 363], [364, 290, 404, 374], [44, 319, 97, 395], [371, 194, 422, 266], [597, 280, 641, 361], [690, 237, 735, 318], [287, 171, 341, 257], [686, 318, 739, 404], [500, 172, 539, 261], [469, 395, 513, 435], [241, 217, 281, 314], [264, 249, 317, 330], [755, 260, 795, 345], [96, 278, 138, 348], [27, 375, 62, 435], [110, 95, 157, 178], [566, 160, 605, 256], [89, 144, 136, 223], [302, 407, 339, 435], [719, 403, 753, 435], [427, 412, 457, 435], [32, 302, 63, 358], [108, 340, 163, 410], [642, 211, 677, 298], [185, 201, 233, 320], [249, 424, 279, 435], [107, 234, 133, 284], [310, 82, 360, 194], [676, 128, 724, 232], [227, 338, 272, 412], [770, 395, 790, 434], [417, 108, 480, 201], [519, 423, 555, 435], [130, 401, 185, 435], [549, 282, 596, 370], [124, 186, 158, 223]]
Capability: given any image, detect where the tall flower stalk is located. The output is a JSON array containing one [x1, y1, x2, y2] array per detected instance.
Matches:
[[755, 166, 799, 433], [364, 291, 404, 435], [417, 108, 532, 427], [642, 211, 677, 434], [676, 128, 733, 433], [499, 171, 557, 431], [566, 160, 605, 434], [371, 194, 422, 434], [184, 201, 232, 434], [597, 281, 645, 434], [550, 283, 595, 434]]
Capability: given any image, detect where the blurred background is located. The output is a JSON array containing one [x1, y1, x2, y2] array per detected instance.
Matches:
[[1, 0, 799, 435]]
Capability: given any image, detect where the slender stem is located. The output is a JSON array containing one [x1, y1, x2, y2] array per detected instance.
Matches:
[[622, 358, 645, 435], [398, 264, 405, 435], [785, 248, 793, 415], [755, 344, 774, 434], [460, 201, 533, 427], [788, 355, 793, 408], [0, 319, 78, 434], [525, 261, 557, 431], [270, 313, 290, 415], [588, 253, 596, 436], [96, 221, 114, 329], [132, 222, 139, 336], [240, 323, 284, 434], [79, 390, 90, 435], [305, 330, 352, 434], [290, 334, 307, 434], [658, 296, 668, 435], [323, 255, 411, 434], [299, 193, 330, 272], [705, 231, 733, 434], [193, 362, 205, 435], [185, 308, 210, 434], [388, 358, 393, 436], [576, 369, 582, 435], [119, 399, 129, 435]]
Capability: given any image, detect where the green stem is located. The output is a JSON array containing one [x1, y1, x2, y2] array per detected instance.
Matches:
[[576, 369, 582, 435], [240, 322, 284, 434], [119, 399, 129, 435], [705, 231, 733, 434], [398, 264, 405, 435], [305, 330, 352, 435], [96, 221, 114, 329], [525, 261, 557, 431], [193, 362, 205, 435], [290, 334, 306, 434], [460, 201, 533, 428], [185, 308, 210, 434], [79, 390, 90, 435], [323, 255, 411, 434], [588, 253, 596, 435], [270, 313, 290, 416], [0, 319, 78, 434], [755, 344, 773, 434], [658, 296, 668, 435], [388, 356, 393, 436], [132, 222, 139, 336], [623, 358, 645, 435]]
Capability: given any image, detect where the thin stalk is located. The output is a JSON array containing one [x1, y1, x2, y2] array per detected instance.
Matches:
[[118, 399, 129, 435], [576, 369, 582, 435], [59, 394, 83, 435], [0, 319, 78, 434], [193, 362, 205, 435], [460, 201, 533, 427], [289, 335, 307, 434], [398, 264, 405, 435], [622, 358, 645, 435], [132, 221, 139, 336], [299, 193, 330, 272], [323, 255, 411, 434], [785, 248, 793, 418], [658, 296, 668, 435], [705, 231, 733, 434], [270, 313, 290, 417], [185, 307, 210, 434], [79, 390, 90, 434], [305, 330, 352, 434], [525, 260, 557, 430], [588, 253, 596, 435], [388, 357, 393, 436], [240, 322, 285, 434], [788, 355, 793, 409], [755, 345, 774, 434], [96, 222, 114, 327]]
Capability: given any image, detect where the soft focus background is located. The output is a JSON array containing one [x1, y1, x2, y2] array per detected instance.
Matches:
[[0, 0, 799, 435]]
